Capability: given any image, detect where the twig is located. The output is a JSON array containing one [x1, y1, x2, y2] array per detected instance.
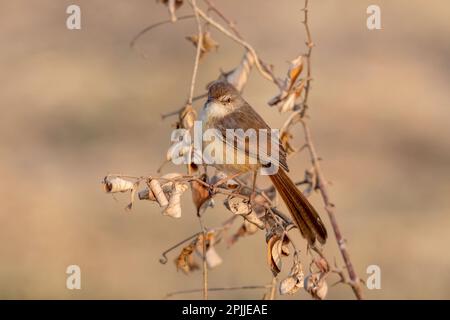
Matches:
[[203, 0, 243, 39], [300, 119, 363, 299], [198, 214, 208, 300], [164, 284, 272, 299], [193, 5, 278, 85], [130, 14, 195, 56], [292, 0, 363, 299], [159, 232, 201, 264], [301, 0, 314, 111], [187, 0, 204, 105], [201, 0, 282, 89]]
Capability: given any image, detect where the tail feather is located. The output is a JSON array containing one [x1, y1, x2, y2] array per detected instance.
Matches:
[[270, 169, 327, 244]]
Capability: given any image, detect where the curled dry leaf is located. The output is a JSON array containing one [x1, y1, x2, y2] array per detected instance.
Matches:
[[175, 243, 199, 274], [268, 55, 306, 112], [179, 104, 196, 129], [103, 176, 138, 211], [203, 232, 223, 269], [314, 257, 330, 273], [224, 197, 264, 229], [194, 232, 223, 269], [280, 259, 304, 295], [158, 0, 183, 22], [285, 55, 304, 91], [267, 235, 283, 276], [149, 179, 169, 207], [103, 176, 134, 193], [162, 182, 188, 218], [205, 246, 223, 269], [186, 31, 219, 59], [220, 50, 255, 92], [280, 131, 296, 155], [224, 196, 251, 215], [191, 173, 212, 216], [304, 273, 328, 300]]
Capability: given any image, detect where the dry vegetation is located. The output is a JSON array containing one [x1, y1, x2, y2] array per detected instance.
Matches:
[[104, 0, 364, 300]]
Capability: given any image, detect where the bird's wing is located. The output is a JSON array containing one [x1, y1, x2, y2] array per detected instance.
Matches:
[[211, 103, 289, 171]]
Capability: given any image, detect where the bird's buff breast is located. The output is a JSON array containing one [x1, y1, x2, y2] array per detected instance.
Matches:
[[199, 102, 260, 175]]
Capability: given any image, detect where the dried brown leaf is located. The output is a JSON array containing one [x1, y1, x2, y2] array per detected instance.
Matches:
[[191, 174, 211, 215], [186, 31, 219, 59], [267, 235, 283, 276], [175, 243, 198, 274], [304, 273, 328, 300]]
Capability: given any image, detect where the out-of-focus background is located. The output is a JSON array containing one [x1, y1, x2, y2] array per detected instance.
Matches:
[[0, 0, 449, 299]]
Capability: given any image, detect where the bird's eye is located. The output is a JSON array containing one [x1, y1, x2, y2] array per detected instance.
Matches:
[[225, 97, 231, 103]]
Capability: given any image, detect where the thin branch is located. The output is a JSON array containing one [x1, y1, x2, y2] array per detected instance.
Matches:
[[198, 214, 208, 300], [293, 0, 364, 299], [130, 14, 195, 55], [187, 0, 204, 105], [193, 5, 278, 85], [164, 284, 272, 299], [300, 119, 364, 299], [159, 232, 201, 264]]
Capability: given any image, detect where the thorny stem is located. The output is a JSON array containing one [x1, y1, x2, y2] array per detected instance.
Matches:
[[291, 0, 364, 299], [300, 119, 364, 299]]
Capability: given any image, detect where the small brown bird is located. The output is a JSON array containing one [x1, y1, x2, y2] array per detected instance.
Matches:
[[199, 81, 327, 245]]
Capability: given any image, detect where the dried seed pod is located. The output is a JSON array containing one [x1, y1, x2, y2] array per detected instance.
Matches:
[[163, 182, 188, 218], [186, 31, 219, 59], [224, 197, 251, 215], [149, 179, 169, 207], [138, 188, 156, 201], [175, 243, 198, 274], [224, 197, 265, 229], [191, 174, 212, 215], [103, 177, 134, 193], [280, 260, 304, 295], [205, 246, 223, 269], [304, 273, 328, 300], [180, 104, 196, 129], [267, 235, 283, 276]]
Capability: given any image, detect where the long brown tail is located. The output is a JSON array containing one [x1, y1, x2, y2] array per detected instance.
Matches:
[[269, 168, 327, 244]]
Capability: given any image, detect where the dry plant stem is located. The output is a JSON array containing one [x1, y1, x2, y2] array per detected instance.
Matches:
[[198, 214, 208, 300], [188, 0, 204, 105], [301, 120, 364, 299], [301, 0, 313, 110], [203, 0, 243, 39], [130, 14, 195, 55], [193, 4, 276, 84], [201, 0, 281, 88], [164, 284, 272, 299]]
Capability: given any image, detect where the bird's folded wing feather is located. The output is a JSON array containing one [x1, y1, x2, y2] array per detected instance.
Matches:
[[211, 103, 289, 171]]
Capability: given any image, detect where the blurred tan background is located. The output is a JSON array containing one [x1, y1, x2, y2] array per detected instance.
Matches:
[[0, 0, 449, 299]]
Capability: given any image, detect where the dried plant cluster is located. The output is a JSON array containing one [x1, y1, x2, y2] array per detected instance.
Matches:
[[104, 0, 364, 300]]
